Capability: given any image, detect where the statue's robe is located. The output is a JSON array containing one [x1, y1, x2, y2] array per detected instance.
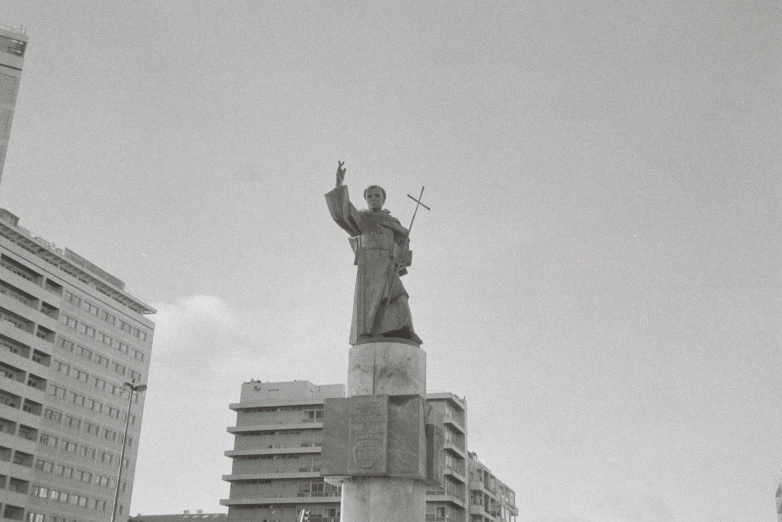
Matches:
[[325, 185, 420, 345]]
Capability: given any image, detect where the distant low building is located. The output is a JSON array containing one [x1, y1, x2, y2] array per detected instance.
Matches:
[[468, 452, 517, 522], [220, 380, 518, 522], [129, 512, 227, 522]]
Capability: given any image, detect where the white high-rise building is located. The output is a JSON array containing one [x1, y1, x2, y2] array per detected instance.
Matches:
[[0, 24, 26, 185], [0, 209, 155, 522]]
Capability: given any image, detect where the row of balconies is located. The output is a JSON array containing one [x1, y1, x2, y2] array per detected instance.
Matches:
[[0, 438, 36, 515]]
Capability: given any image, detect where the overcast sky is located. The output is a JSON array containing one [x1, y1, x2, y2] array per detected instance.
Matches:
[[0, 1, 780, 521]]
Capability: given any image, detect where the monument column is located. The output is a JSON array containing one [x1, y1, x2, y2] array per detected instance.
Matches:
[[321, 162, 442, 521], [341, 340, 427, 522]]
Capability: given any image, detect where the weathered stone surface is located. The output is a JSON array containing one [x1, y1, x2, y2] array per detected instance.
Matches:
[[321, 397, 350, 478], [341, 477, 427, 522], [322, 394, 428, 480], [347, 395, 389, 475], [425, 403, 445, 486], [387, 395, 426, 478], [348, 342, 426, 396]]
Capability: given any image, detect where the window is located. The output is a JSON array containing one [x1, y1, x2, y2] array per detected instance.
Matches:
[[35, 458, 53, 472], [68, 392, 85, 406], [64, 415, 81, 429], [132, 349, 145, 361], [94, 354, 109, 368], [27, 512, 45, 522], [303, 409, 324, 421], [74, 368, 89, 382], [54, 360, 70, 374], [44, 408, 62, 422], [57, 337, 75, 352], [39, 433, 57, 447], [84, 421, 100, 436], [112, 362, 126, 376], [80, 446, 96, 459], [47, 383, 66, 399], [63, 291, 81, 307], [61, 315, 78, 329], [79, 346, 92, 360]]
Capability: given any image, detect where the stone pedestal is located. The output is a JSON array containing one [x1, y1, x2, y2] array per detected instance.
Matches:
[[341, 477, 426, 522], [341, 341, 427, 522]]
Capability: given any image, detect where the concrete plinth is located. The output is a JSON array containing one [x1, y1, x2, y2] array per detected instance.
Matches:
[[340, 341, 427, 522], [341, 477, 426, 522]]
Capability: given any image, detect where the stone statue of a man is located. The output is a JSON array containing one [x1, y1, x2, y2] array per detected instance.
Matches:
[[325, 161, 421, 345]]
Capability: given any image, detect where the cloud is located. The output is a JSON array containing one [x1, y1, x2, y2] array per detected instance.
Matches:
[[131, 294, 349, 514]]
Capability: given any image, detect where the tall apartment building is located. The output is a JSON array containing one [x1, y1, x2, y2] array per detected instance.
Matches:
[[0, 209, 155, 522], [425, 392, 469, 522], [0, 24, 26, 185], [221, 381, 517, 522], [221, 381, 345, 522]]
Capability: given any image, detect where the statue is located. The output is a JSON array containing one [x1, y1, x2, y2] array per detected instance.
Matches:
[[325, 161, 422, 345]]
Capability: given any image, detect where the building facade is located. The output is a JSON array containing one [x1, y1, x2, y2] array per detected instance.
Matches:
[[221, 381, 517, 522], [221, 381, 345, 522], [468, 453, 517, 522], [776, 481, 781, 522], [426, 392, 469, 522], [0, 24, 26, 185], [129, 511, 227, 522], [0, 210, 155, 522]]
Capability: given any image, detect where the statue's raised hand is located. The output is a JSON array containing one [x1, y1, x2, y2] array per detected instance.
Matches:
[[336, 161, 346, 187]]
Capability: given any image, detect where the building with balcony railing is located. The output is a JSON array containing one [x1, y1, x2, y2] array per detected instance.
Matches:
[[468, 452, 518, 522], [221, 380, 345, 522], [221, 382, 517, 522], [426, 392, 468, 522], [0, 209, 155, 522]]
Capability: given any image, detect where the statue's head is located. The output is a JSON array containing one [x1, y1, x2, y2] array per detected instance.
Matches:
[[364, 185, 386, 212]]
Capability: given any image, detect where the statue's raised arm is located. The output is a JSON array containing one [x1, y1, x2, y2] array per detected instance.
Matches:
[[336, 161, 346, 187], [324, 162, 422, 346]]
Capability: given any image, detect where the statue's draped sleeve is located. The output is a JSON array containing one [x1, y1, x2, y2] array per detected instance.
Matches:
[[325, 185, 362, 237]]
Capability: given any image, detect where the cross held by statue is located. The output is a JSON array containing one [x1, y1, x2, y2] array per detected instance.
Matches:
[[393, 186, 430, 280]]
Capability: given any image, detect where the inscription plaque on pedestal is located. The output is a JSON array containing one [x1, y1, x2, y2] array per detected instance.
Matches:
[[322, 393, 443, 486], [348, 395, 389, 475]]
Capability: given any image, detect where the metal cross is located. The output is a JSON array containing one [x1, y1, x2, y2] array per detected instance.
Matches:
[[406, 186, 431, 236]]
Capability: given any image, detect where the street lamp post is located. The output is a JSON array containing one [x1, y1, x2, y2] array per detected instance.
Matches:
[[110, 381, 147, 522]]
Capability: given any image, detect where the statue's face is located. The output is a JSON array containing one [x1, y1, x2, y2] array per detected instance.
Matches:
[[365, 187, 385, 212]]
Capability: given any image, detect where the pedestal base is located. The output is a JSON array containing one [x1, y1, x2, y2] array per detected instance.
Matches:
[[341, 477, 426, 522], [327, 341, 430, 522]]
